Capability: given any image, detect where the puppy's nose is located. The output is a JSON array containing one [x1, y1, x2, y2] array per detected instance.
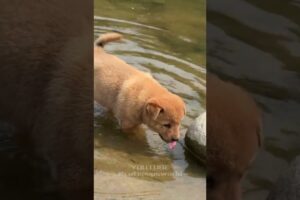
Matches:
[[171, 138, 179, 142]]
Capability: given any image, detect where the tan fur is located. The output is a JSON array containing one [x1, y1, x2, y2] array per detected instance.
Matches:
[[95, 32, 123, 47], [94, 33, 186, 143], [207, 74, 262, 200]]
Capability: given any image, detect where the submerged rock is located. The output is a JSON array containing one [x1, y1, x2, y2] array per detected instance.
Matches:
[[184, 112, 206, 163], [267, 156, 300, 200]]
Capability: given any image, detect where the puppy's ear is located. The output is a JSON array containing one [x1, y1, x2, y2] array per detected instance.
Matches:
[[146, 98, 163, 120]]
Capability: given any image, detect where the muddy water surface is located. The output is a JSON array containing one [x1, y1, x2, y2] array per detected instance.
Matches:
[[94, 0, 206, 199]]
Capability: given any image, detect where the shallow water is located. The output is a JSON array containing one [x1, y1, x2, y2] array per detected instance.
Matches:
[[208, 0, 300, 199], [94, 0, 206, 199]]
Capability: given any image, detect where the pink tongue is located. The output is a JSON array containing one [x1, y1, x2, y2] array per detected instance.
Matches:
[[168, 141, 177, 150]]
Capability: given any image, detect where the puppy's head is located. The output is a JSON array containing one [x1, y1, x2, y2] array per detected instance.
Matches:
[[143, 94, 185, 143]]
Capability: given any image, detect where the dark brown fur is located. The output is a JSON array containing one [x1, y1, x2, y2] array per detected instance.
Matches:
[[207, 74, 262, 200], [0, 1, 93, 199]]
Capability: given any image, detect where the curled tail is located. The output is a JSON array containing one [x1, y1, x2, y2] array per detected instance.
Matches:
[[95, 32, 123, 47]]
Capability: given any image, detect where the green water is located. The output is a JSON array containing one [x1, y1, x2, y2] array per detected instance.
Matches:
[[94, 0, 206, 199]]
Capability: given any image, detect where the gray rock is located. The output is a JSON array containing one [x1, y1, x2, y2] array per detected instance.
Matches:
[[184, 112, 206, 163], [267, 156, 300, 200]]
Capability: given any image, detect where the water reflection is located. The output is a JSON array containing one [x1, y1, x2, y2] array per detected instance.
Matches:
[[94, 0, 206, 199]]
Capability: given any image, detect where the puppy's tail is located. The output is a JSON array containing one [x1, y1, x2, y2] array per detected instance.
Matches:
[[95, 32, 123, 47]]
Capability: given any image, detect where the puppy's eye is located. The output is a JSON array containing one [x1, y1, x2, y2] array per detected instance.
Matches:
[[163, 123, 171, 128]]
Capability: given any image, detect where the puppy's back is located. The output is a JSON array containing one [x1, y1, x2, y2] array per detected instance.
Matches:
[[94, 46, 143, 109]]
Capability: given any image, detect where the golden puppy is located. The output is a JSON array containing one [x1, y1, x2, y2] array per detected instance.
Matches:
[[207, 74, 262, 200], [94, 33, 186, 146]]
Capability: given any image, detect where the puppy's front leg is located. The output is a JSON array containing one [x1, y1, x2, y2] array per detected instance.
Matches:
[[120, 120, 139, 133]]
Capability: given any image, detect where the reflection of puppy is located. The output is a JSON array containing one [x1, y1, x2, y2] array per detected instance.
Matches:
[[94, 33, 186, 146], [207, 74, 262, 200]]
